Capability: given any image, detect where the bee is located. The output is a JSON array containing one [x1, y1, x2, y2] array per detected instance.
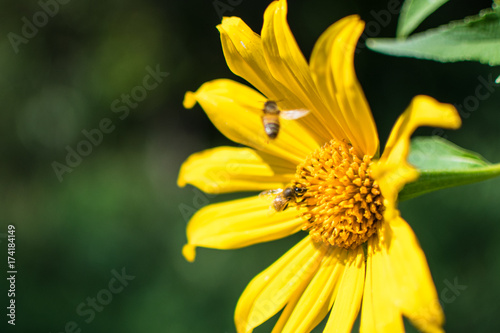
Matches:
[[259, 186, 306, 212], [261, 101, 310, 140]]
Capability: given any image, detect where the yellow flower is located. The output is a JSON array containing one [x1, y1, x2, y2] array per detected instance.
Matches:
[[179, 0, 461, 332]]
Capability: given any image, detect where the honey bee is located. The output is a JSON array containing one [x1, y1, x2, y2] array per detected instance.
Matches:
[[261, 101, 310, 140], [259, 186, 306, 212]]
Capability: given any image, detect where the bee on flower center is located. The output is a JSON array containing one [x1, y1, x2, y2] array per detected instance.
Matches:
[[261, 100, 310, 140], [260, 186, 306, 212]]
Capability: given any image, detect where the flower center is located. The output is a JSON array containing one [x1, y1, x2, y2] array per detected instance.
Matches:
[[293, 140, 385, 249]]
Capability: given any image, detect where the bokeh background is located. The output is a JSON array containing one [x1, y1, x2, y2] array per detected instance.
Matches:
[[1, 0, 499, 332]]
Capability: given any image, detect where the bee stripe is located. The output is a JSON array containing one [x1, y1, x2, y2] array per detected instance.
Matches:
[[264, 123, 279, 139]]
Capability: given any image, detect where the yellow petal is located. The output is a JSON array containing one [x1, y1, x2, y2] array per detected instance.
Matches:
[[360, 235, 405, 333], [324, 246, 365, 333], [270, 274, 310, 333], [385, 217, 444, 333], [217, 17, 301, 113], [373, 95, 461, 220], [218, 15, 330, 146], [235, 236, 327, 333], [277, 246, 345, 333], [218, 16, 279, 101], [262, 0, 349, 144], [183, 195, 304, 262], [184, 79, 319, 164], [310, 15, 379, 157], [178, 146, 295, 194]]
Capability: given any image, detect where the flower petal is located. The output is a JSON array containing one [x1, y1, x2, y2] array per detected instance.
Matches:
[[184, 79, 319, 164], [182, 195, 304, 262], [360, 235, 405, 333], [218, 16, 280, 101], [235, 236, 327, 333], [324, 246, 365, 333], [217, 15, 330, 145], [262, 0, 349, 144], [276, 246, 345, 333], [178, 146, 295, 194], [373, 95, 461, 220], [310, 15, 379, 157], [385, 217, 444, 333]]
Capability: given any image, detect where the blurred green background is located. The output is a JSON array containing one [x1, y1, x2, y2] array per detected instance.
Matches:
[[0, 0, 499, 332]]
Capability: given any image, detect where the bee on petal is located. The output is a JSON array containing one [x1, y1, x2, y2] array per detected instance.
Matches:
[[259, 186, 306, 213], [261, 100, 309, 140]]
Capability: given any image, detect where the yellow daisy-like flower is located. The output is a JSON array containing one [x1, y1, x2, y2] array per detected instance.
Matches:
[[179, 1, 461, 332]]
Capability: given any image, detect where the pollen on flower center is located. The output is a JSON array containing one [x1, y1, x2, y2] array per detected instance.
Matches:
[[293, 139, 385, 249]]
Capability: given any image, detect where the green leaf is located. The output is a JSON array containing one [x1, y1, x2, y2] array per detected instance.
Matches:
[[397, 0, 449, 38], [398, 136, 500, 201], [367, 8, 500, 65]]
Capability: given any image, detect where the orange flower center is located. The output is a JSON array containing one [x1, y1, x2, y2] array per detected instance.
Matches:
[[293, 140, 385, 249]]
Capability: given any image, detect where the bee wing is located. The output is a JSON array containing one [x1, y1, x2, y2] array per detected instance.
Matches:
[[280, 109, 310, 120], [259, 188, 283, 200]]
